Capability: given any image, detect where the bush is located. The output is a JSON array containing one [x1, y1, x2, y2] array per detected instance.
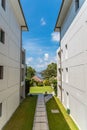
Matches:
[[53, 79, 57, 96], [43, 79, 50, 86], [37, 82, 43, 86], [67, 108, 70, 114], [25, 78, 31, 97]]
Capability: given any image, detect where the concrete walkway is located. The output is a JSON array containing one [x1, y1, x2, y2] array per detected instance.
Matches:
[[33, 94, 49, 130]]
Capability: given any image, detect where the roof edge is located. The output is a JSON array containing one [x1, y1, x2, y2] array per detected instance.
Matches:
[[18, 0, 29, 31], [54, 0, 64, 32]]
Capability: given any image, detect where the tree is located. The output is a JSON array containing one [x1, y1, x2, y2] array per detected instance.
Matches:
[[41, 63, 57, 79], [43, 79, 50, 86], [26, 66, 36, 80]]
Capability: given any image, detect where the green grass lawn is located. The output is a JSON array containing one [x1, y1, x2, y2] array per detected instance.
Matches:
[[3, 96, 37, 130], [46, 97, 78, 130], [30, 86, 54, 94], [54, 97, 79, 130]]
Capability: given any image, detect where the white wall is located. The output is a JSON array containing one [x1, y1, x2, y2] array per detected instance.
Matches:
[[0, 0, 21, 129], [61, 0, 85, 38], [61, 1, 87, 130], [57, 48, 62, 100]]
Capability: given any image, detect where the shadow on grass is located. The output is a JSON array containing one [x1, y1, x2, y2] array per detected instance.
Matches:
[[3, 96, 37, 130], [46, 97, 75, 130]]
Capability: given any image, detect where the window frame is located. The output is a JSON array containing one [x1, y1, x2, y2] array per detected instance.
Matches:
[[1, 0, 6, 10], [75, 0, 79, 12], [66, 68, 69, 83], [0, 103, 2, 117], [65, 44, 68, 59], [0, 66, 4, 79], [0, 29, 5, 44]]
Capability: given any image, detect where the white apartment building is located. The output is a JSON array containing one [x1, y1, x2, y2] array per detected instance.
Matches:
[[20, 48, 26, 99], [0, 0, 28, 129], [55, 0, 87, 130]]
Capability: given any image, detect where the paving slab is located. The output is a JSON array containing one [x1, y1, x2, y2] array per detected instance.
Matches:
[[33, 123, 48, 130], [34, 116, 47, 123], [33, 94, 49, 130], [36, 104, 45, 108], [51, 109, 60, 113], [35, 111, 46, 116], [36, 107, 46, 112]]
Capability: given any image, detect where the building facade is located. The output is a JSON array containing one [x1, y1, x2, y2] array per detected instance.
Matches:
[[55, 0, 87, 130], [0, 0, 28, 129], [20, 48, 26, 99]]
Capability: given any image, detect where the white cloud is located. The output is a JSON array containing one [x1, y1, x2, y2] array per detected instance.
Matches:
[[51, 32, 60, 42], [26, 57, 33, 65], [36, 61, 49, 70], [23, 38, 57, 71], [44, 53, 49, 61], [40, 18, 46, 26]]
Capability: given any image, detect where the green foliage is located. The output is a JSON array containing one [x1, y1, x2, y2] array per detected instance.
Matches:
[[25, 78, 31, 96], [30, 79, 35, 86], [43, 79, 50, 86], [41, 62, 57, 79], [26, 66, 36, 79], [37, 82, 43, 86], [49, 77, 57, 95], [46, 97, 71, 130]]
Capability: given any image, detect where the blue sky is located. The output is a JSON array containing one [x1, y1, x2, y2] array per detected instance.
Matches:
[[21, 0, 62, 72]]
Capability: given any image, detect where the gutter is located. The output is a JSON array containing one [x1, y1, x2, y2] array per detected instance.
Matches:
[[18, 0, 29, 31], [54, 0, 64, 31]]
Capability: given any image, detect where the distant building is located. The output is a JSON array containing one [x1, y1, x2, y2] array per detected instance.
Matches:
[[55, 0, 87, 130], [32, 76, 43, 83], [0, 0, 28, 129]]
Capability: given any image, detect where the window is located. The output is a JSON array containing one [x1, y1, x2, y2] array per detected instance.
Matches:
[[61, 49, 63, 61], [58, 51, 61, 58], [75, 0, 79, 12], [0, 103, 2, 117], [66, 92, 69, 109], [65, 44, 67, 49], [0, 66, 3, 79], [65, 44, 68, 59], [0, 29, 5, 44], [1, 0, 6, 10], [66, 68, 68, 83], [58, 68, 61, 74]]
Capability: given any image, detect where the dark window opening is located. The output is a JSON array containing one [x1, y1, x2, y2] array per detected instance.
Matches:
[[66, 92, 69, 95], [65, 44, 68, 49], [59, 68, 61, 74], [0, 103, 2, 117], [66, 68, 68, 72], [1, 0, 6, 10], [0, 66, 3, 79], [75, 0, 79, 11], [58, 51, 61, 58], [65, 44, 68, 59], [0, 29, 5, 44], [66, 68, 68, 83]]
